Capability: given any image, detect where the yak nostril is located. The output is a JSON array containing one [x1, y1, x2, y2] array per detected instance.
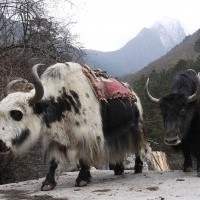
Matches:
[[165, 138, 177, 144], [164, 136, 181, 145]]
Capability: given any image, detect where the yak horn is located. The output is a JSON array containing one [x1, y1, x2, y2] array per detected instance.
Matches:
[[145, 78, 160, 103], [186, 69, 197, 74], [187, 90, 199, 102], [187, 72, 200, 102], [5, 78, 30, 96], [28, 64, 44, 105]]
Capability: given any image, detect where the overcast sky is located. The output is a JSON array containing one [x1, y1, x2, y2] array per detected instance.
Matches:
[[49, 0, 200, 51]]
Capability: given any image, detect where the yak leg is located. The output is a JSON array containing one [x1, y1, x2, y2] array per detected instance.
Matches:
[[41, 143, 66, 191], [183, 152, 192, 172], [109, 161, 125, 175], [196, 153, 200, 177], [195, 146, 200, 176], [75, 159, 91, 187], [41, 158, 58, 191], [134, 151, 143, 173], [182, 140, 192, 172]]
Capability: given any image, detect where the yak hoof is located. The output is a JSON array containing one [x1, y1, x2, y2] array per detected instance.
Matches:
[[75, 177, 91, 187], [75, 180, 89, 187], [183, 167, 192, 172], [197, 170, 200, 177], [41, 180, 56, 191], [75, 170, 91, 187], [134, 158, 143, 174], [114, 169, 124, 175], [134, 164, 143, 174], [134, 168, 142, 174], [109, 162, 124, 175]]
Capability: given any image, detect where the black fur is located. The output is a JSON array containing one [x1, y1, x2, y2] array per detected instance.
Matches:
[[75, 159, 91, 187], [100, 98, 144, 175], [12, 129, 30, 147], [101, 99, 140, 152], [109, 161, 125, 175], [41, 159, 58, 191], [157, 70, 200, 175], [33, 88, 81, 128], [134, 156, 143, 173], [171, 70, 198, 94]]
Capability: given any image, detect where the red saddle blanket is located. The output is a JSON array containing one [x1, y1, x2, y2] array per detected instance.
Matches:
[[82, 65, 137, 102]]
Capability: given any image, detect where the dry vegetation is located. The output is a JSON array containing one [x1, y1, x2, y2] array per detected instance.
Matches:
[[0, 0, 84, 184]]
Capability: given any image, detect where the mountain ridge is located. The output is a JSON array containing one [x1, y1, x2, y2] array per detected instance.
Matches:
[[84, 19, 185, 76]]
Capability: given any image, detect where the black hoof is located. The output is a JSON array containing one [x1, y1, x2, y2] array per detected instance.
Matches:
[[183, 166, 192, 172], [197, 170, 200, 177], [134, 162, 143, 173], [75, 179, 90, 187], [134, 168, 143, 174], [112, 162, 124, 175], [114, 168, 124, 175], [41, 179, 56, 191], [75, 170, 91, 187]]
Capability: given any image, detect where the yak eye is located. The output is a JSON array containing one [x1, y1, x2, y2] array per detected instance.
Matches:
[[10, 110, 23, 121], [180, 108, 186, 116]]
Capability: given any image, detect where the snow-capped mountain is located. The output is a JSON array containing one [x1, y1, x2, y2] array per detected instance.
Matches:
[[152, 18, 185, 50], [84, 18, 186, 76]]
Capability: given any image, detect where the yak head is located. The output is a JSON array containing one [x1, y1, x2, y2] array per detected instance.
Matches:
[[145, 71, 200, 146], [0, 64, 45, 155]]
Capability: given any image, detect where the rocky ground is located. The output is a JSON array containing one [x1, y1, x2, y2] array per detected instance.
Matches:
[[0, 169, 200, 200]]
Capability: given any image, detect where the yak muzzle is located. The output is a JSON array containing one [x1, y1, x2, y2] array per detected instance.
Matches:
[[164, 136, 181, 146], [0, 140, 10, 153]]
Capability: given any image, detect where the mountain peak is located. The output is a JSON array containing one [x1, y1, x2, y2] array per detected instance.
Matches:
[[152, 18, 186, 50]]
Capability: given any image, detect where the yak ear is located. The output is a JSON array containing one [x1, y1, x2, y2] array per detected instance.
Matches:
[[32, 102, 49, 115]]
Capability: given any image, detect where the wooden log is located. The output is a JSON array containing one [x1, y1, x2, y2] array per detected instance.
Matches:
[[151, 151, 170, 171]]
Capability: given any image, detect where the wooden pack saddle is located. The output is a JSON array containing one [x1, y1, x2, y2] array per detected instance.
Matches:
[[82, 65, 137, 102]]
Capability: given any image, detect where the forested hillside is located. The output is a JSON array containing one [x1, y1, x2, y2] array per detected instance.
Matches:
[[0, 0, 84, 185]]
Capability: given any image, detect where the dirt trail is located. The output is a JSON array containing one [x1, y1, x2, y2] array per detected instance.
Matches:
[[0, 169, 199, 200]]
